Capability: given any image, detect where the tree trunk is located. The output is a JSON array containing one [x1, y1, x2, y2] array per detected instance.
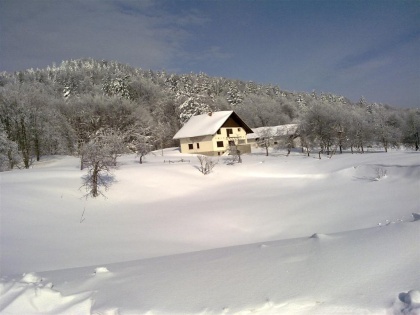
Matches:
[[34, 135, 41, 161], [92, 163, 99, 197], [18, 117, 31, 168], [383, 137, 388, 152], [80, 158, 84, 170], [7, 149, 15, 169]]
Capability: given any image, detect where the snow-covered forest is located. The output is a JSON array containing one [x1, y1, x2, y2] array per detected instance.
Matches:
[[1, 58, 419, 171]]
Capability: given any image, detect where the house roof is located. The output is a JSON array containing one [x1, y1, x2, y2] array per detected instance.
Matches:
[[247, 124, 298, 140], [173, 111, 253, 139]]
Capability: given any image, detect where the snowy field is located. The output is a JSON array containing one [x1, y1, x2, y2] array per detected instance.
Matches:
[[0, 148, 419, 314]]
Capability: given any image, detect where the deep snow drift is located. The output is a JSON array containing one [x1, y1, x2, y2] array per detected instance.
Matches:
[[0, 149, 419, 314]]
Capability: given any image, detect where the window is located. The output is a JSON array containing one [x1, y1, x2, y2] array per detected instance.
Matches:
[[238, 128, 241, 132], [188, 144, 193, 150], [226, 128, 233, 137], [217, 141, 224, 148], [196, 143, 200, 149]]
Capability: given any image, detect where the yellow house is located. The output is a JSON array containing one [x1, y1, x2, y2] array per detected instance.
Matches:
[[173, 111, 254, 156]]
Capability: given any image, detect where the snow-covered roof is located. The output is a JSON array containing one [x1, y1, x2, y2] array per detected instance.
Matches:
[[247, 124, 298, 140], [173, 111, 253, 139]]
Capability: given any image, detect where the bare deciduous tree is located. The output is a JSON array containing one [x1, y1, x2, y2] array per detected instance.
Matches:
[[80, 133, 117, 198], [402, 109, 420, 151], [225, 136, 244, 164], [197, 155, 217, 175], [0, 128, 20, 171], [100, 129, 126, 166], [132, 133, 153, 164], [256, 127, 276, 156]]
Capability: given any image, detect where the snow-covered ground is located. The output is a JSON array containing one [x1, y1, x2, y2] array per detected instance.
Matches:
[[1, 148, 419, 314]]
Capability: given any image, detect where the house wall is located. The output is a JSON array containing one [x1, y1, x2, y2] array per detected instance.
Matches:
[[212, 124, 248, 152], [179, 135, 214, 154]]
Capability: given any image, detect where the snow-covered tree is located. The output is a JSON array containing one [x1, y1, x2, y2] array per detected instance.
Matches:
[[98, 128, 126, 166], [236, 95, 290, 128], [102, 75, 131, 99], [256, 127, 276, 156], [402, 109, 420, 150], [345, 107, 374, 153], [299, 100, 332, 155], [227, 83, 243, 106], [371, 105, 402, 152], [128, 124, 154, 164], [178, 96, 212, 126], [135, 135, 152, 164], [80, 130, 121, 198], [197, 155, 217, 175], [0, 127, 20, 171]]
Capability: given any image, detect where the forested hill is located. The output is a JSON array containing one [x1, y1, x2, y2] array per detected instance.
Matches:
[[0, 58, 419, 171]]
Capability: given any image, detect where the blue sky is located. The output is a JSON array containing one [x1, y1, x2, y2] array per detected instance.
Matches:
[[1, 0, 419, 107]]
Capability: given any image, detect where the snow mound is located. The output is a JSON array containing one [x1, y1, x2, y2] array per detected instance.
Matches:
[[395, 290, 420, 314], [94, 267, 110, 274], [92, 309, 121, 315], [399, 290, 420, 307], [309, 233, 330, 239], [20, 272, 43, 284], [0, 277, 93, 314]]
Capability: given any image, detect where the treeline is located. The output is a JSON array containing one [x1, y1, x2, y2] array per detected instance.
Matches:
[[0, 58, 419, 171], [298, 97, 419, 156]]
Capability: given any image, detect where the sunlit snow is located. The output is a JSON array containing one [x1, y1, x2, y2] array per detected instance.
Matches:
[[0, 148, 419, 314]]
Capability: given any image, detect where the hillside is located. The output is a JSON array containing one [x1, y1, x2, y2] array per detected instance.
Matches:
[[1, 148, 419, 314], [1, 59, 419, 173]]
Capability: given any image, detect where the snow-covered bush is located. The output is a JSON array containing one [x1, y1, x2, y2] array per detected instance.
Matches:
[[375, 167, 387, 180], [197, 155, 217, 175]]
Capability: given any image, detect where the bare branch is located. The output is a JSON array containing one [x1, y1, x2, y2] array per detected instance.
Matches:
[[197, 155, 217, 175]]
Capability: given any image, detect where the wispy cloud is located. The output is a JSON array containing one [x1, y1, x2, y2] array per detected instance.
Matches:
[[0, 0, 211, 71], [183, 46, 234, 63], [335, 30, 420, 72], [112, 0, 155, 15]]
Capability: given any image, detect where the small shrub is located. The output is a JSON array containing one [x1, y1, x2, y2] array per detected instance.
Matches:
[[375, 167, 387, 180], [197, 155, 217, 175]]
